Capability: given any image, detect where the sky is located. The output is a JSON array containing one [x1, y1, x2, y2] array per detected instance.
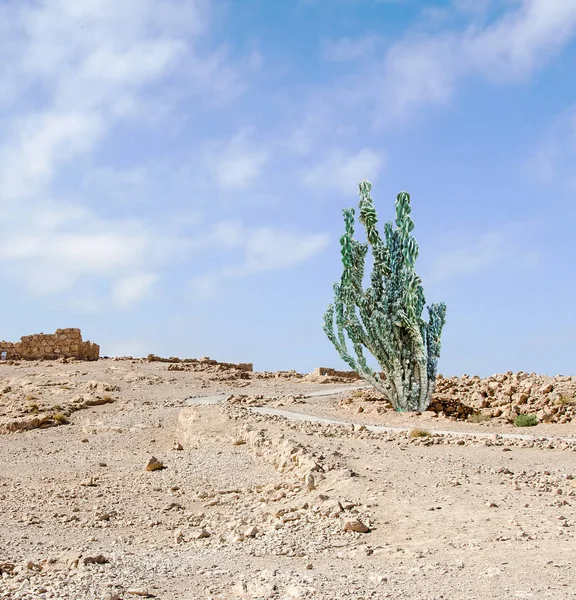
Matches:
[[0, 0, 575, 377]]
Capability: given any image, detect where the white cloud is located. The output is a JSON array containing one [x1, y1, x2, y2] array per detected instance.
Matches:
[[190, 222, 330, 297], [427, 225, 539, 283], [111, 274, 159, 308], [205, 130, 270, 191], [329, 0, 576, 122], [463, 0, 576, 80], [530, 105, 576, 191], [0, 0, 243, 307], [236, 229, 330, 276], [377, 36, 459, 119], [0, 200, 174, 301], [302, 148, 386, 195]]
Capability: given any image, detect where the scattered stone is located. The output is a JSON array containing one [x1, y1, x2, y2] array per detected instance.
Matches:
[[343, 519, 370, 533], [192, 528, 210, 540], [82, 554, 109, 565], [126, 589, 154, 597], [305, 472, 315, 491], [244, 526, 258, 538], [145, 457, 165, 472]]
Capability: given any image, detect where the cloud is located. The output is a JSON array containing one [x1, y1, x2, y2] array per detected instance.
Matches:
[[530, 105, 576, 191], [111, 274, 159, 308], [328, 0, 576, 122], [463, 0, 576, 80], [0, 0, 244, 307], [301, 148, 386, 195], [191, 223, 330, 297], [0, 201, 175, 297], [204, 130, 270, 191], [427, 225, 539, 283]]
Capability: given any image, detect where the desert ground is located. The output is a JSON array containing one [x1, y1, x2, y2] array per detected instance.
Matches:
[[0, 357, 575, 600]]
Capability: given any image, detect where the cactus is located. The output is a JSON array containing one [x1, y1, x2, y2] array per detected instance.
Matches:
[[323, 180, 446, 412]]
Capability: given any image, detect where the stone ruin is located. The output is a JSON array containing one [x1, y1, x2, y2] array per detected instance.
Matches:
[[310, 367, 360, 379], [0, 328, 99, 361]]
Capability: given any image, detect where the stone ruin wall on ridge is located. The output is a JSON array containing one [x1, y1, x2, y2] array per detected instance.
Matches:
[[0, 328, 99, 361]]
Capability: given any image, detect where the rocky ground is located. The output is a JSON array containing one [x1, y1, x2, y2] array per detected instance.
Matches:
[[0, 358, 575, 599]]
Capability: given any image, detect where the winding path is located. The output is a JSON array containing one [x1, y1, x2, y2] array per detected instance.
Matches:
[[186, 386, 576, 444]]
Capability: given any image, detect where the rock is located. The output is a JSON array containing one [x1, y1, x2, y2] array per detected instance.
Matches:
[[174, 529, 184, 544], [343, 519, 370, 533], [44, 552, 80, 570], [192, 528, 210, 540], [244, 526, 258, 538], [319, 499, 344, 517], [145, 457, 165, 471], [126, 589, 154, 597], [173, 442, 183, 451], [305, 472, 315, 491], [82, 554, 109, 565], [95, 511, 113, 521]]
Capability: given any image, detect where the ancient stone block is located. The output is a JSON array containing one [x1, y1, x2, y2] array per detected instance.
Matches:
[[0, 329, 99, 361]]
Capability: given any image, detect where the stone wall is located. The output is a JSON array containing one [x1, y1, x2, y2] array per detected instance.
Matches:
[[310, 367, 361, 380], [0, 328, 99, 361], [147, 354, 253, 371]]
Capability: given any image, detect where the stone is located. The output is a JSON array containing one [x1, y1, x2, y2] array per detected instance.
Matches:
[[145, 457, 165, 472], [126, 589, 154, 597], [305, 472, 315, 491], [192, 528, 210, 540], [82, 554, 109, 565], [343, 519, 370, 533], [244, 526, 258, 538]]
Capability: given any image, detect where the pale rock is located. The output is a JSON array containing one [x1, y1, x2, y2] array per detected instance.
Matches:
[[192, 528, 210, 540], [244, 526, 258, 538], [174, 529, 184, 544]]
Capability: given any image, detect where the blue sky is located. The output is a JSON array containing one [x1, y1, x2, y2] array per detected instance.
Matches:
[[0, 0, 575, 376]]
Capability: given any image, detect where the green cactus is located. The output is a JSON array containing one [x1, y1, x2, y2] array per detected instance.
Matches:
[[323, 180, 446, 412]]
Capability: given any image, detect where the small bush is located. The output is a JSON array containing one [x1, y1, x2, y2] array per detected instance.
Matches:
[[514, 414, 538, 427], [467, 412, 491, 423], [102, 393, 113, 402], [27, 403, 39, 414], [25, 394, 37, 402], [52, 404, 62, 411], [555, 395, 576, 406], [52, 412, 69, 424], [409, 427, 431, 438]]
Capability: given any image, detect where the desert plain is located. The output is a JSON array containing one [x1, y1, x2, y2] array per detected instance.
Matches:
[[0, 356, 575, 600]]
